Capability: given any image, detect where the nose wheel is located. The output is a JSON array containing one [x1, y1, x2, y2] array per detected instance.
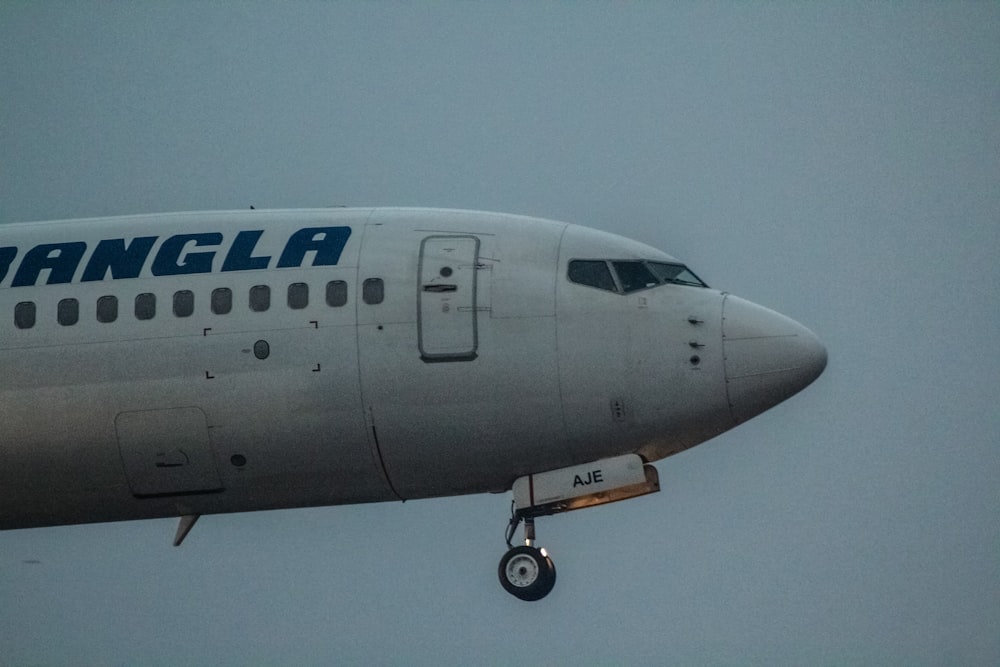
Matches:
[[499, 514, 556, 601]]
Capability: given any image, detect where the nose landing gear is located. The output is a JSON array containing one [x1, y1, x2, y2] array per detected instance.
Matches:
[[499, 513, 556, 601], [497, 454, 660, 600]]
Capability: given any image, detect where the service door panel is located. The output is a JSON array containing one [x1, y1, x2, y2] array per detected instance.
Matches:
[[357, 215, 566, 499], [418, 235, 480, 362]]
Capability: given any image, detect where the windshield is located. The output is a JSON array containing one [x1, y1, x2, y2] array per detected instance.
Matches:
[[612, 261, 660, 292], [567, 260, 709, 293], [646, 262, 708, 288]]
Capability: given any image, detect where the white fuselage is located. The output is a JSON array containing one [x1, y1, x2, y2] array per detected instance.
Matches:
[[0, 208, 826, 531]]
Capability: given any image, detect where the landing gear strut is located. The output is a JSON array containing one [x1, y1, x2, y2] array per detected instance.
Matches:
[[497, 454, 660, 600], [499, 510, 556, 601]]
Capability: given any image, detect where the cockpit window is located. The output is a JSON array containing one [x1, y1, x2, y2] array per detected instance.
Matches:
[[612, 261, 659, 293], [647, 262, 708, 288], [567, 260, 617, 292], [568, 259, 708, 293]]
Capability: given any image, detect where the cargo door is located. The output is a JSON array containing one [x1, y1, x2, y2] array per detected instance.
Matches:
[[116, 407, 223, 497], [418, 235, 480, 362]]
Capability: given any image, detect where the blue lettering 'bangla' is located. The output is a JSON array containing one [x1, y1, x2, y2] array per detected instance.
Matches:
[[2, 226, 353, 287], [81, 237, 157, 282], [151, 233, 224, 276], [0, 247, 16, 283], [277, 227, 352, 268], [221, 230, 270, 272], [12, 243, 88, 287]]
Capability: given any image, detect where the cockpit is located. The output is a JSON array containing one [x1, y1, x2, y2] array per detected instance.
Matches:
[[567, 259, 708, 293]]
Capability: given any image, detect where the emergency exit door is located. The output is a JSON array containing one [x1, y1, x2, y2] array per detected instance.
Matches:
[[418, 235, 480, 362]]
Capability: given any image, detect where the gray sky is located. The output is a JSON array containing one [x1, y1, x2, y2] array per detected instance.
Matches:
[[2, 3, 998, 665]]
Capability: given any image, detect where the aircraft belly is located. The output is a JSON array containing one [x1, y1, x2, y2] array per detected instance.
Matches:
[[0, 322, 397, 529]]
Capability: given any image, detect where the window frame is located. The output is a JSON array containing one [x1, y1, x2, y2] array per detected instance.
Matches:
[[211, 287, 233, 315], [135, 293, 156, 321], [173, 290, 195, 318], [249, 284, 271, 312], [325, 280, 348, 307], [287, 282, 309, 310], [362, 278, 384, 305], [57, 298, 80, 326], [14, 301, 36, 329], [97, 295, 118, 323]]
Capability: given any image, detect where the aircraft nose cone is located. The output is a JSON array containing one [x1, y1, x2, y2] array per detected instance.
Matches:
[[722, 295, 827, 424]]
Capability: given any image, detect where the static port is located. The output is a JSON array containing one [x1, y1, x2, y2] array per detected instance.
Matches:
[[231, 454, 247, 467]]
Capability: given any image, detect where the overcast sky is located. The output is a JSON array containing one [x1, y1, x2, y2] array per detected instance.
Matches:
[[1, 3, 998, 665]]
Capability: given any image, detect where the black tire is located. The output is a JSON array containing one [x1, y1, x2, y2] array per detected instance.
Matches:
[[498, 545, 556, 601]]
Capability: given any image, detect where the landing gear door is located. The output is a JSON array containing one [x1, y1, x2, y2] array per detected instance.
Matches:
[[418, 235, 480, 362]]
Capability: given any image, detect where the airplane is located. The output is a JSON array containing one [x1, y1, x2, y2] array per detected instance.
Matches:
[[0, 207, 826, 601]]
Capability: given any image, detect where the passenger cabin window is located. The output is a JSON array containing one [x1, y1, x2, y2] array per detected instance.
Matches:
[[249, 285, 270, 312], [97, 296, 118, 323], [15, 301, 35, 329], [362, 278, 384, 305], [211, 288, 232, 315], [326, 280, 348, 307], [288, 283, 308, 309], [173, 290, 194, 317], [58, 298, 79, 326], [135, 293, 156, 320]]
